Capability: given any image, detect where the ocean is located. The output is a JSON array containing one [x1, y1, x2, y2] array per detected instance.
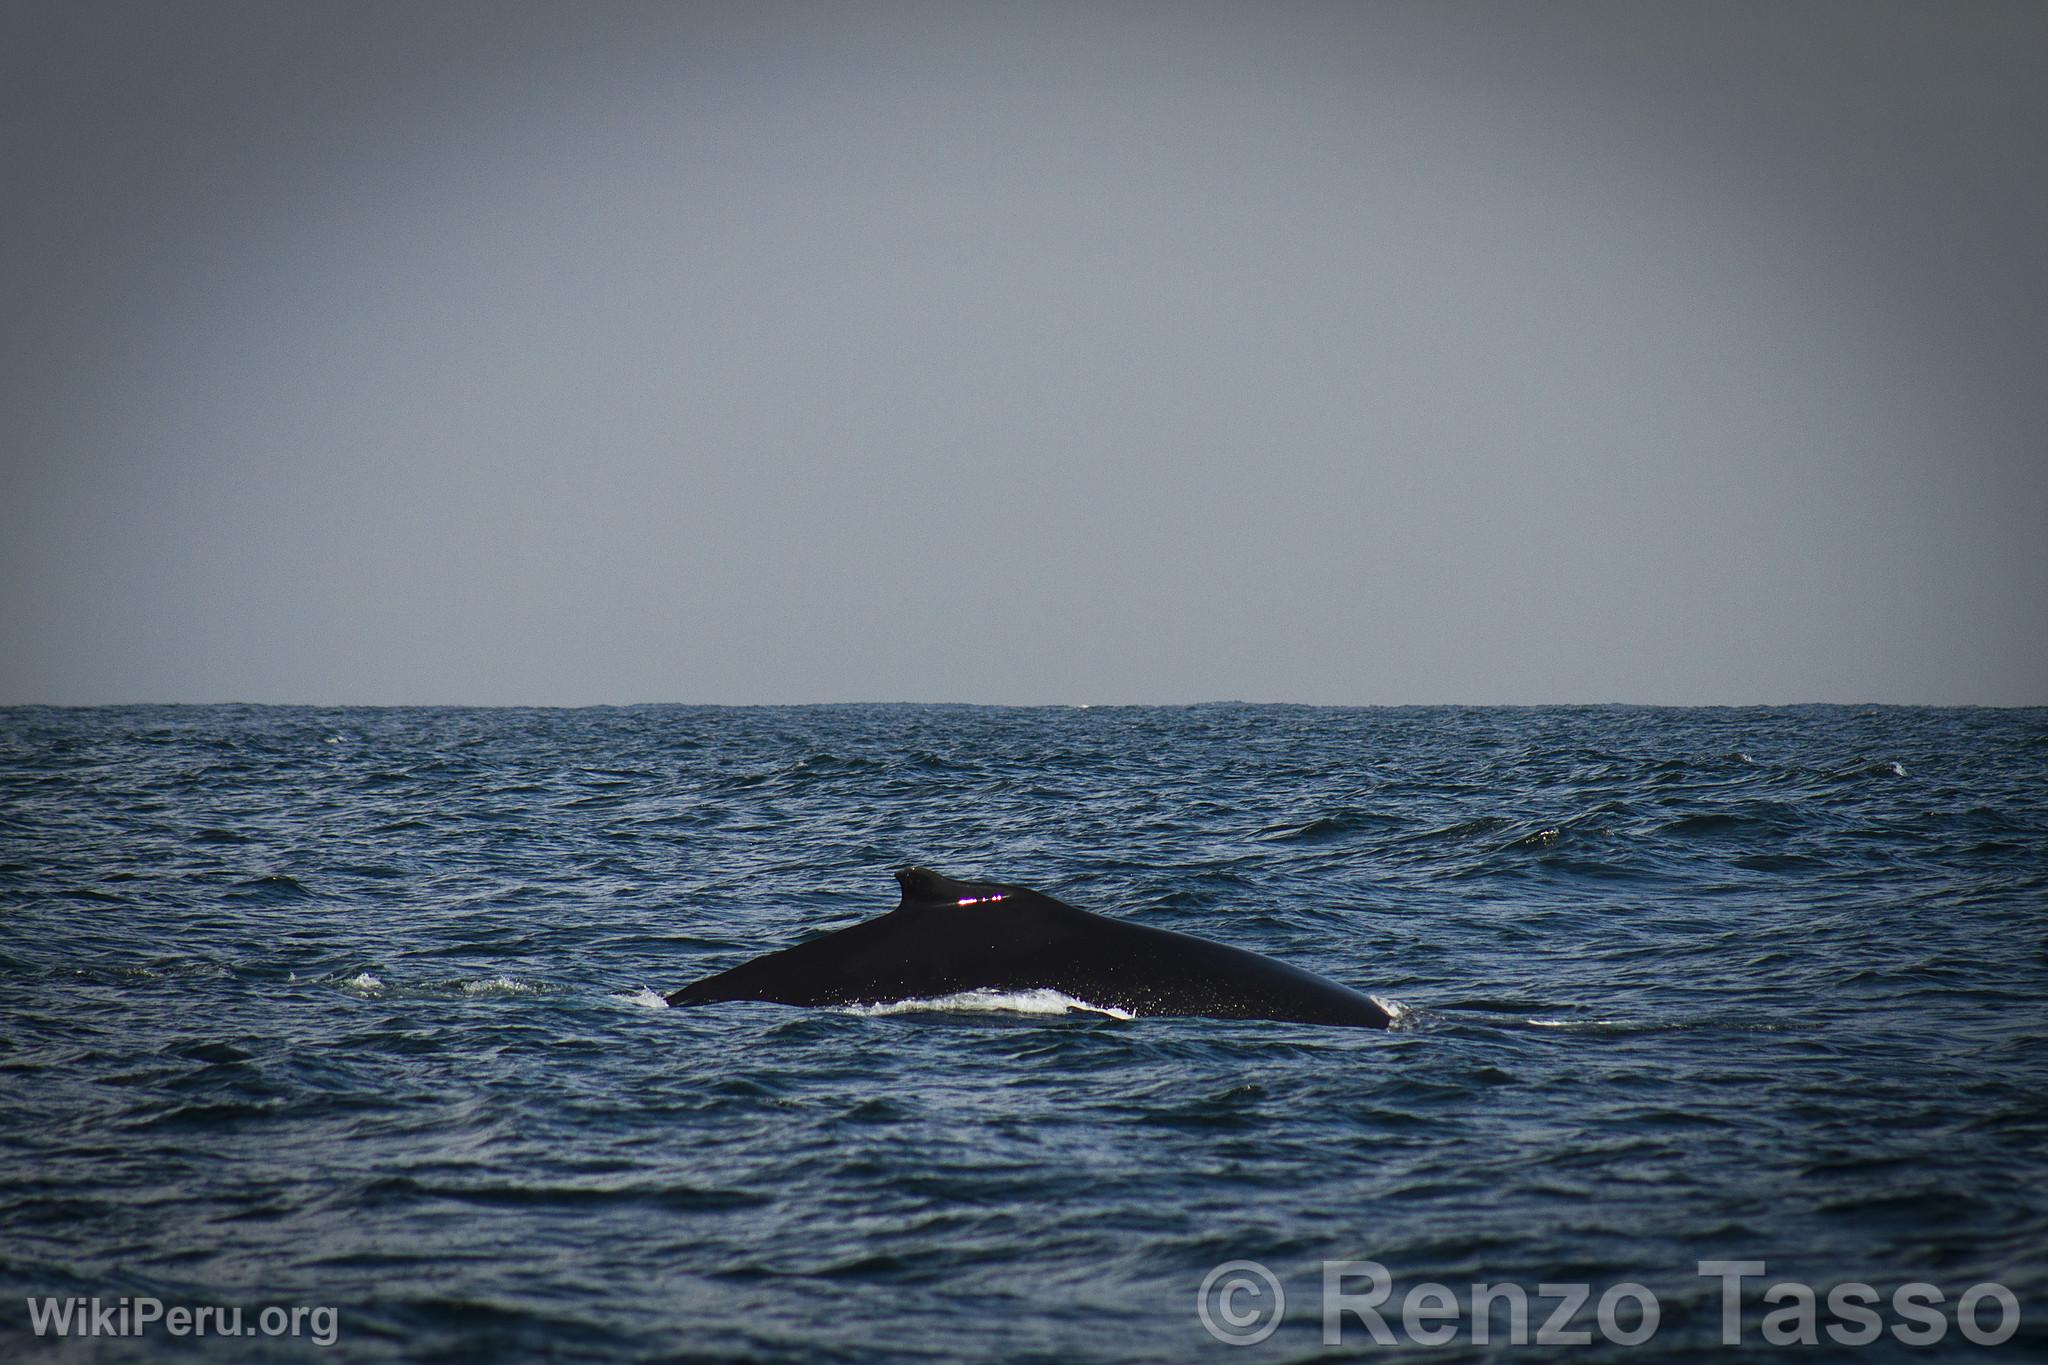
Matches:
[[2, 703, 2043, 1360]]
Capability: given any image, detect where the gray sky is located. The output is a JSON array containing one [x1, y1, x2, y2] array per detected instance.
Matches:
[[4, 0, 2043, 705]]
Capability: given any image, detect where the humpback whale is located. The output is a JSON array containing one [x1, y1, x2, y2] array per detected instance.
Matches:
[[667, 867, 1392, 1028]]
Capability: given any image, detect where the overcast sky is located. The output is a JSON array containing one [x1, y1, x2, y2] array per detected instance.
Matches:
[[3, 1, 2043, 705]]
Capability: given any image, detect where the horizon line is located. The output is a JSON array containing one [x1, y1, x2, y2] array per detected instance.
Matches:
[[3, 698, 2041, 712]]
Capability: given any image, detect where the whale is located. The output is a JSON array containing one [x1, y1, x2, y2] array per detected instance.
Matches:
[[667, 866, 1392, 1028]]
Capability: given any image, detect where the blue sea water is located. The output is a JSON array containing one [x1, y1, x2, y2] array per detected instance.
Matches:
[[1, 703, 2044, 1361]]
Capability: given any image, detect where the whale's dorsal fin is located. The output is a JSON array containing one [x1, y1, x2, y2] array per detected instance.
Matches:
[[895, 866, 1015, 908]]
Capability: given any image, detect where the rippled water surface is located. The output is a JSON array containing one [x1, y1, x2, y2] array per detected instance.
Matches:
[[3, 704, 2044, 1359]]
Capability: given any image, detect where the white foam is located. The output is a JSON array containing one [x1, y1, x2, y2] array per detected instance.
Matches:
[[619, 987, 671, 1009], [839, 988, 1134, 1020], [1371, 994, 1412, 1024], [342, 971, 383, 992], [459, 975, 543, 996]]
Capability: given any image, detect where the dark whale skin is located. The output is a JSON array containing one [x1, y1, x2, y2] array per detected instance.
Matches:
[[667, 867, 1391, 1028]]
